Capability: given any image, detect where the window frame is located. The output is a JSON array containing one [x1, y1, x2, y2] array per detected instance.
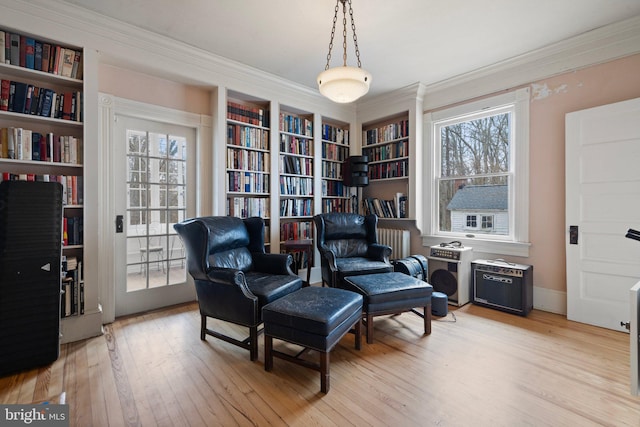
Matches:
[[421, 88, 530, 257]]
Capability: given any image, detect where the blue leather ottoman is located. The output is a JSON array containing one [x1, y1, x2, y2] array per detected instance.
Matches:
[[342, 272, 433, 343], [262, 286, 363, 393]]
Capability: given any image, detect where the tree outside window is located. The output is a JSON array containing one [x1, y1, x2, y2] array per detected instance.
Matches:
[[436, 108, 511, 237]]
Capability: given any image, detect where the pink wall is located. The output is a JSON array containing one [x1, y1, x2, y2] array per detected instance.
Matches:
[[529, 53, 640, 292], [98, 64, 211, 115]]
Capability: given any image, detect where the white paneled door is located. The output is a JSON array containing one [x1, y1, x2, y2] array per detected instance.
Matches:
[[565, 97, 640, 332]]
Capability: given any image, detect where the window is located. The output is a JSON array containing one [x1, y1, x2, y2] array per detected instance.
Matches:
[[481, 215, 493, 230], [422, 88, 530, 256]]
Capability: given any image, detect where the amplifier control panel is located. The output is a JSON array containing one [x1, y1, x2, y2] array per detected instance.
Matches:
[[429, 246, 463, 260]]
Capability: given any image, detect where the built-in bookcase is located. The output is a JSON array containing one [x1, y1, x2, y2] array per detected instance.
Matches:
[[278, 108, 314, 247], [321, 119, 354, 213], [225, 94, 271, 245], [0, 27, 85, 319], [362, 114, 410, 219]]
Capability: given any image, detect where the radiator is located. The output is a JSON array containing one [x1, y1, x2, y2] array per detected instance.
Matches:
[[377, 228, 410, 259]]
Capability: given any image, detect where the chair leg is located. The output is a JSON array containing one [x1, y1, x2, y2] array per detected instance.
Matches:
[[200, 315, 207, 340], [249, 325, 259, 361], [354, 318, 362, 351]]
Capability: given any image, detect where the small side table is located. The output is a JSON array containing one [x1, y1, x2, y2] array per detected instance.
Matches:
[[282, 239, 313, 286]]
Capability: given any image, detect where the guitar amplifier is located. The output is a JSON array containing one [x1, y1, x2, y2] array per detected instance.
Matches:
[[472, 259, 533, 316]]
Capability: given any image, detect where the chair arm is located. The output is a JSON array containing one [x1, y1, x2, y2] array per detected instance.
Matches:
[[318, 246, 339, 272], [252, 252, 296, 275], [368, 243, 392, 263], [205, 267, 256, 299]]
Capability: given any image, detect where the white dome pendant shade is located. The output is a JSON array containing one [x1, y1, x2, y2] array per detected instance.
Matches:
[[318, 0, 371, 103], [317, 66, 371, 104]]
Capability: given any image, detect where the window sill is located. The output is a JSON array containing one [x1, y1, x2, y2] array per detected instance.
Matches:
[[421, 235, 531, 258]]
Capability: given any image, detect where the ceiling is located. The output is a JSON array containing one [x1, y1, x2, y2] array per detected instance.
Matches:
[[60, 0, 640, 99]]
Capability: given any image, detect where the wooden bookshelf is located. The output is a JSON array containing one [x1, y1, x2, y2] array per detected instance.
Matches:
[[0, 27, 85, 322], [225, 95, 271, 233], [321, 119, 354, 213], [278, 108, 314, 250], [362, 114, 410, 219]]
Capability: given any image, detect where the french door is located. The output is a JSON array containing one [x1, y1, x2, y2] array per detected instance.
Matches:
[[113, 115, 196, 316]]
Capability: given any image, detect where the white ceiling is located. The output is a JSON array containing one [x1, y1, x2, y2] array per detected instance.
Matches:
[[60, 0, 640, 98]]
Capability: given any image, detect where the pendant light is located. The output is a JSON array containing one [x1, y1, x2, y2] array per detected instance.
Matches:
[[317, 0, 371, 103]]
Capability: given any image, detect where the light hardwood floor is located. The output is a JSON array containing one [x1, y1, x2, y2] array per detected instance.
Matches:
[[1, 302, 639, 426]]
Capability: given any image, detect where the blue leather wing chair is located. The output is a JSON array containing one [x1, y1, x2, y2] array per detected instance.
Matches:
[[313, 213, 393, 288], [174, 216, 302, 361]]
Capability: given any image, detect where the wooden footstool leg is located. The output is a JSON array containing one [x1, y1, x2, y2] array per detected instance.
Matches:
[[425, 303, 432, 335], [264, 335, 273, 372], [366, 314, 374, 344], [320, 351, 330, 393]]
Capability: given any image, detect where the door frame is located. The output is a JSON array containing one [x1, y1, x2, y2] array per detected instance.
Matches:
[[98, 94, 212, 323]]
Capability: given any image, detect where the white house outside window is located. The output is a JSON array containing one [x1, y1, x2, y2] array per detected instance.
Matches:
[[422, 88, 530, 256]]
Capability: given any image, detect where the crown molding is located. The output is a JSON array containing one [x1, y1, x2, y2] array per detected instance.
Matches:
[[421, 14, 640, 111], [357, 82, 426, 123]]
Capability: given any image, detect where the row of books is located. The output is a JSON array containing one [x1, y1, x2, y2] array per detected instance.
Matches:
[[321, 160, 343, 180], [363, 193, 407, 218], [280, 220, 313, 241], [0, 128, 81, 163], [0, 173, 83, 205], [363, 140, 409, 161], [322, 141, 349, 162], [280, 134, 313, 156], [227, 147, 269, 172], [322, 180, 351, 197], [289, 249, 310, 271], [0, 30, 83, 79], [368, 160, 409, 180], [280, 176, 313, 196], [226, 123, 269, 150], [280, 113, 313, 137], [227, 101, 269, 127], [1, 80, 82, 122], [227, 196, 270, 219], [321, 198, 355, 213], [63, 215, 83, 246], [280, 155, 312, 176], [365, 119, 409, 145], [61, 256, 84, 318], [227, 171, 269, 193], [322, 124, 349, 144], [280, 199, 313, 217]]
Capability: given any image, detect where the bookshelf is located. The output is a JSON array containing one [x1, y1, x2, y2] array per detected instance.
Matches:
[[278, 108, 314, 254], [225, 95, 271, 245], [321, 120, 354, 213], [361, 114, 410, 219], [0, 28, 85, 322]]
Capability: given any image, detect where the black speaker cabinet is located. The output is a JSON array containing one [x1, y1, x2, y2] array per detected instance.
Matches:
[[0, 181, 63, 376], [343, 155, 369, 187], [472, 259, 533, 316]]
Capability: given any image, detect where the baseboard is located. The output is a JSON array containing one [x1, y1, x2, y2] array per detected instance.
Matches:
[[60, 307, 104, 344], [533, 286, 567, 315]]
